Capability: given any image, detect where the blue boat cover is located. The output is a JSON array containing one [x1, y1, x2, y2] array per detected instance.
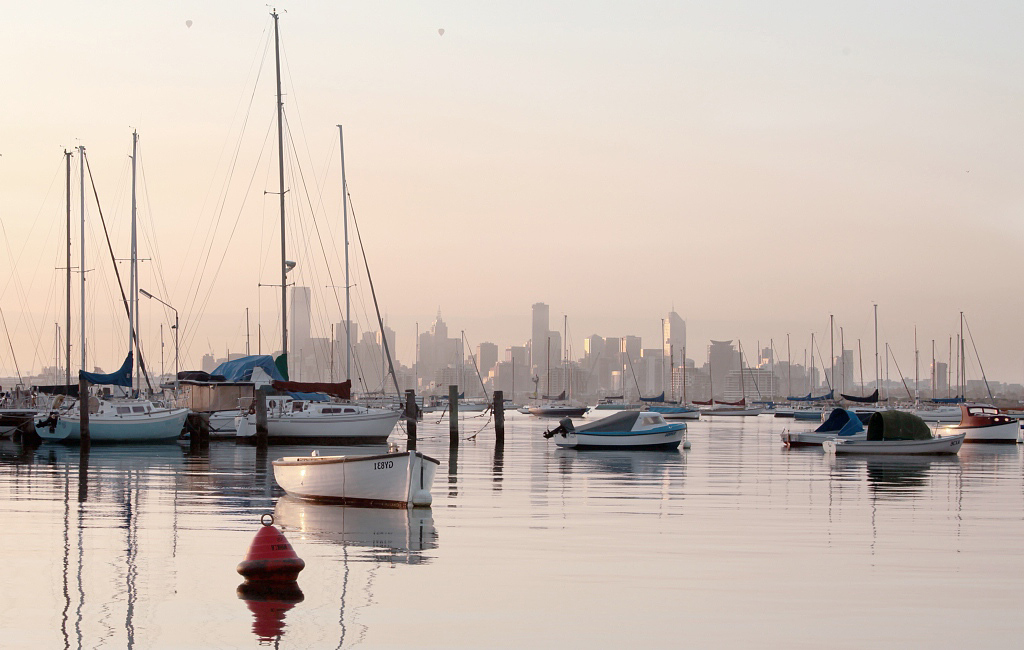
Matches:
[[212, 355, 285, 382], [815, 408, 864, 437], [79, 352, 132, 387], [639, 392, 665, 403]]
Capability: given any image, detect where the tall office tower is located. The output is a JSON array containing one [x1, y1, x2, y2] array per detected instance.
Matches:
[[531, 302, 549, 374]]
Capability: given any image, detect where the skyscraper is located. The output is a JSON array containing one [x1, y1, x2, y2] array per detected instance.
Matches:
[[663, 311, 686, 368], [531, 302, 549, 375]]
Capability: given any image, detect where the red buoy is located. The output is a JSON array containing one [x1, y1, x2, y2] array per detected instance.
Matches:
[[237, 514, 305, 583]]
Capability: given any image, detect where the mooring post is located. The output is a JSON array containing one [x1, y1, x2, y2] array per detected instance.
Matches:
[[448, 384, 459, 443], [493, 390, 505, 445], [405, 389, 417, 450], [255, 387, 269, 448], [78, 378, 90, 452]]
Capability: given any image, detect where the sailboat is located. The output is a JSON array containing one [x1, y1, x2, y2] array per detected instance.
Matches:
[[233, 12, 400, 443], [37, 138, 188, 443]]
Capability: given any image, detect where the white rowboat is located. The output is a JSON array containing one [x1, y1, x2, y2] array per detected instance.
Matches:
[[272, 450, 439, 508]]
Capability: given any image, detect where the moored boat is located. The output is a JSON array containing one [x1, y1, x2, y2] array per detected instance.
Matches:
[[543, 410, 687, 450], [782, 407, 865, 447], [272, 449, 439, 508], [36, 396, 187, 443], [937, 404, 1019, 444], [528, 403, 589, 418], [823, 410, 964, 455], [236, 395, 401, 444]]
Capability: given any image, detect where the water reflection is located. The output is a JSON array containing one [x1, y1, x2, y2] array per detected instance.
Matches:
[[553, 448, 687, 479], [273, 496, 439, 561], [236, 581, 304, 644], [830, 455, 962, 499]]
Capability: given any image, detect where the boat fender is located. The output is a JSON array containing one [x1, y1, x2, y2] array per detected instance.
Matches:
[[237, 514, 305, 583]]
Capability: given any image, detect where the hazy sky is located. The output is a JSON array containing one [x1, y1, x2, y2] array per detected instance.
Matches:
[[2, 2, 1023, 385]]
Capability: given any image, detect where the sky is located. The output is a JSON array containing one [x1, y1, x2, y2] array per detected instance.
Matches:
[[2, 1, 1023, 385]]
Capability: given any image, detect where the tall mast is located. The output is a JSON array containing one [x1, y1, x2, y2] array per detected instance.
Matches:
[[914, 326, 919, 404], [738, 340, 744, 402], [65, 150, 72, 388], [839, 327, 844, 397], [563, 315, 568, 399], [130, 130, 139, 392], [959, 311, 965, 400], [273, 10, 288, 365], [829, 314, 834, 397], [787, 333, 791, 398], [873, 303, 879, 397], [79, 146, 86, 374], [338, 124, 350, 382]]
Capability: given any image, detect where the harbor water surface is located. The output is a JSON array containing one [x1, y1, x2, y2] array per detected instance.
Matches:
[[2, 412, 1022, 648]]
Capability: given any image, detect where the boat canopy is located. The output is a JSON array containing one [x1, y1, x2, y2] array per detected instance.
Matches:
[[716, 398, 745, 406], [34, 384, 81, 398], [866, 410, 932, 441], [177, 370, 227, 382], [639, 392, 665, 403], [840, 389, 879, 404], [542, 391, 566, 401], [272, 380, 351, 400], [788, 390, 834, 402], [577, 410, 642, 433], [212, 355, 285, 382], [816, 408, 864, 437], [79, 352, 132, 387]]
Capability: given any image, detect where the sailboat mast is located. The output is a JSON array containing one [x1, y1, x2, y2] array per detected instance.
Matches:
[[130, 130, 139, 392], [959, 311, 965, 400], [873, 304, 879, 397], [273, 11, 288, 364], [65, 150, 72, 388], [787, 333, 791, 398], [338, 124, 350, 382], [829, 314, 834, 397], [79, 145, 86, 374]]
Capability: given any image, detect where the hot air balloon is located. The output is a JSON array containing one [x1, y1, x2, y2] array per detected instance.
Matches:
[[438, 28, 444, 36], [186, 19, 193, 28]]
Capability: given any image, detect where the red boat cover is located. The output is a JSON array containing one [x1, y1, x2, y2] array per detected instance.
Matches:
[[271, 380, 351, 400]]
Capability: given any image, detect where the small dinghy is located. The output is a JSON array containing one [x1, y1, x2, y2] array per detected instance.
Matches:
[[272, 449, 440, 508], [823, 410, 964, 455], [782, 408, 865, 447], [543, 410, 688, 450]]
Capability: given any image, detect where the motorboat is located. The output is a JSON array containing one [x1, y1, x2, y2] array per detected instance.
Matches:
[[702, 406, 764, 417], [272, 449, 439, 508], [782, 408, 865, 447], [236, 395, 401, 444], [543, 410, 688, 450], [823, 410, 964, 455], [937, 404, 1020, 443], [528, 403, 589, 418], [646, 404, 701, 420], [36, 397, 188, 443]]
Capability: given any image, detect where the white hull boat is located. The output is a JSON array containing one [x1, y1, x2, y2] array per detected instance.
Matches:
[[272, 450, 440, 508], [937, 404, 1020, 443], [912, 406, 963, 423], [36, 399, 188, 443], [702, 407, 764, 417], [544, 411, 688, 450], [824, 433, 965, 455], [235, 396, 401, 443]]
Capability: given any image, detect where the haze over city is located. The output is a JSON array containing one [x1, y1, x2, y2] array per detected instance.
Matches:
[[2, 2, 1023, 387]]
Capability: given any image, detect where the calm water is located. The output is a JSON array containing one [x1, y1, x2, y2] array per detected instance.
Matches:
[[2, 412, 1023, 649]]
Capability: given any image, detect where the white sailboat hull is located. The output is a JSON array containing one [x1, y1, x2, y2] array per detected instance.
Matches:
[[703, 408, 764, 417], [824, 433, 965, 455], [782, 431, 867, 447], [38, 408, 188, 443], [272, 450, 440, 507], [237, 408, 401, 443]]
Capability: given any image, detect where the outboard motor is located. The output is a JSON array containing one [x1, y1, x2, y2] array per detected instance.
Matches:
[[543, 417, 576, 439]]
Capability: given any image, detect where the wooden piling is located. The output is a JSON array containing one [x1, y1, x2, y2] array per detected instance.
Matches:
[[493, 390, 505, 445], [405, 389, 417, 450], [448, 384, 459, 443], [255, 388, 269, 448]]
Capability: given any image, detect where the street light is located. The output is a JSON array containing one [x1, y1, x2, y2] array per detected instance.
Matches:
[[140, 289, 178, 389]]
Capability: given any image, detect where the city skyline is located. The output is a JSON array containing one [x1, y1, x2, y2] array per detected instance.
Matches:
[[2, 4, 1023, 384]]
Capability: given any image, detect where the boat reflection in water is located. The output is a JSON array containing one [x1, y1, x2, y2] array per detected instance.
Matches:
[[553, 447, 686, 480], [274, 496, 438, 563], [831, 455, 961, 499]]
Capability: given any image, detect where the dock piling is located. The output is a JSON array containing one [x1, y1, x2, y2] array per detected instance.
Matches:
[[255, 388, 269, 448], [493, 390, 505, 445], [405, 389, 417, 450], [448, 384, 459, 444]]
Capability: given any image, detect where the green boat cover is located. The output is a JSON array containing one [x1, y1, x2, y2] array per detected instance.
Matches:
[[866, 410, 932, 440]]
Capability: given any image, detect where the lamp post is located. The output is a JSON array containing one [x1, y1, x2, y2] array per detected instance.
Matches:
[[140, 289, 178, 389]]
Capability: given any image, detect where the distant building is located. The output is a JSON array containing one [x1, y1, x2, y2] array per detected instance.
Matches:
[[708, 340, 738, 397], [663, 312, 686, 369]]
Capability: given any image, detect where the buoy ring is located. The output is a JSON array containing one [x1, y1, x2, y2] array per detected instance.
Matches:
[[261, 513, 275, 527]]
